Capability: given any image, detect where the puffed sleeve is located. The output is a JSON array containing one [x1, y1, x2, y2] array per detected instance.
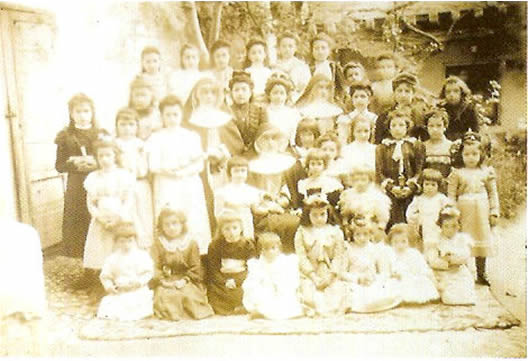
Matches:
[[485, 167, 500, 217], [54, 129, 77, 173]]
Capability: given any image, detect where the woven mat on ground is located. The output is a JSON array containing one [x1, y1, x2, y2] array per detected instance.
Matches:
[[44, 256, 520, 341]]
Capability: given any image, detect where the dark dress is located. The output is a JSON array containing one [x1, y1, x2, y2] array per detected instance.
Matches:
[[374, 107, 429, 145], [375, 137, 425, 228], [206, 238, 256, 315], [440, 102, 480, 141], [54, 126, 104, 258], [151, 237, 214, 320], [229, 102, 266, 155]]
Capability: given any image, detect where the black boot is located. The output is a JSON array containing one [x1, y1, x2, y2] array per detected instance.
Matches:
[[475, 257, 490, 286]]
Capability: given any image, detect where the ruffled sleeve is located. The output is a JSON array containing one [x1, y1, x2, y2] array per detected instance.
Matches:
[[485, 166, 500, 217]]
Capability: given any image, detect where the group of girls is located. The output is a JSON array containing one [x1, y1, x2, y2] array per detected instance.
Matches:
[[54, 30, 499, 321]]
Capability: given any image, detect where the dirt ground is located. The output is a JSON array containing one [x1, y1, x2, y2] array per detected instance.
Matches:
[[37, 210, 526, 358]]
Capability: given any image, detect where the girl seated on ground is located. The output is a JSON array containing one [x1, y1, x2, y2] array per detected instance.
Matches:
[[97, 222, 154, 321], [151, 206, 214, 321], [207, 210, 256, 315], [294, 194, 346, 317], [388, 223, 439, 305], [426, 205, 476, 306], [339, 214, 401, 313], [243, 232, 303, 320]]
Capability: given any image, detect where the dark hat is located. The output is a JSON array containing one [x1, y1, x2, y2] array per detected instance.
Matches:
[[392, 72, 418, 89]]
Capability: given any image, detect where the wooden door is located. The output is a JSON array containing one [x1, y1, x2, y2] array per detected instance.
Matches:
[[0, 7, 64, 249]]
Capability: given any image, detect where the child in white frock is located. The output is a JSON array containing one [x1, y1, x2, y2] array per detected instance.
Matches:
[[340, 215, 401, 313], [426, 205, 476, 305], [339, 163, 393, 276], [115, 107, 154, 249], [388, 223, 439, 304], [83, 138, 136, 272], [97, 222, 154, 321], [147, 95, 211, 255], [214, 156, 263, 239], [244, 38, 272, 103], [243, 232, 303, 320], [294, 194, 346, 317], [264, 72, 302, 146], [406, 168, 451, 252], [340, 116, 376, 173], [167, 44, 209, 104]]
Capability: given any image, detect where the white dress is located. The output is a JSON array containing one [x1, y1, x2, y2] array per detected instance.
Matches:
[[214, 183, 263, 239], [406, 193, 450, 251], [426, 232, 476, 305], [273, 57, 311, 102], [243, 254, 303, 320], [266, 106, 301, 146], [246, 65, 272, 97], [97, 247, 154, 321], [83, 168, 136, 269], [391, 247, 439, 304], [116, 137, 154, 249], [147, 127, 212, 254], [339, 184, 392, 229], [336, 109, 377, 145], [341, 242, 401, 313], [167, 69, 210, 104], [294, 225, 347, 316], [341, 141, 376, 173]]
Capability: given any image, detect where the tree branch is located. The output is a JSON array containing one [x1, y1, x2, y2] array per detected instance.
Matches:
[[401, 18, 444, 51]]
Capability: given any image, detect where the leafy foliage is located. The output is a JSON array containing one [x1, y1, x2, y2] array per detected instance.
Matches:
[[488, 128, 527, 219]]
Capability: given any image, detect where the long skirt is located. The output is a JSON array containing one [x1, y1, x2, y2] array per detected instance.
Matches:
[[457, 193, 496, 257], [154, 283, 213, 321], [153, 174, 212, 255]]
